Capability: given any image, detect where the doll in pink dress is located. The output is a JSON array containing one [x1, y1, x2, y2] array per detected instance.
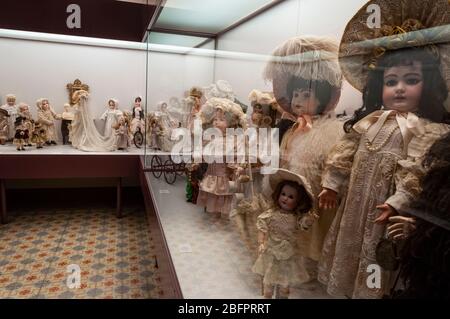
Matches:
[[195, 97, 247, 218]]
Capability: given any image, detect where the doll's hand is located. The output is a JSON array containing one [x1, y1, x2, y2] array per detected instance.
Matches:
[[318, 188, 337, 210], [387, 216, 416, 240], [374, 203, 396, 224]]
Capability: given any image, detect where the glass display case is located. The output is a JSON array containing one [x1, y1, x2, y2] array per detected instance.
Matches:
[[1, 0, 449, 300]]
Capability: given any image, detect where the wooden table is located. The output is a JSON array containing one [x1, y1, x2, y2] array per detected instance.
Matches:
[[0, 154, 140, 224]]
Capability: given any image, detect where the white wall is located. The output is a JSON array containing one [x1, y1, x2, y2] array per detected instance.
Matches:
[[215, 0, 369, 114], [0, 35, 214, 141]]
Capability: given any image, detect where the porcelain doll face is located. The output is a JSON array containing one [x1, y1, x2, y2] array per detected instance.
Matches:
[[134, 97, 142, 108], [108, 100, 116, 109], [7, 97, 16, 106], [278, 184, 299, 212], [118, 116, 125, 125], [290, 88, 321, 116], [382, 61, 423, 113], [213, 109, 228, 133], [19, 104, 29, 113]]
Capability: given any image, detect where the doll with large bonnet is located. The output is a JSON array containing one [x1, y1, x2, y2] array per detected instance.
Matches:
[[317, 0, 450, 298]]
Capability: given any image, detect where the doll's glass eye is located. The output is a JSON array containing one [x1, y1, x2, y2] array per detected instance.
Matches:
[[385, 79, 397, 87], [406, 77, 421, 85]]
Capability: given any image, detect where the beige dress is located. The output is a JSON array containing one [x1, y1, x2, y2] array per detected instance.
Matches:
[[318, 114, 450, 299], [252, 208, 309, 288]]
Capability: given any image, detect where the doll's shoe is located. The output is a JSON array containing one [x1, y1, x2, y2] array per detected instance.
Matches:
[[16, 147, 21, 151], [27, 144, 32, 147], [45, 141, 51, 145], [51, 141, 57, 145], [37, 146, 43, 149]]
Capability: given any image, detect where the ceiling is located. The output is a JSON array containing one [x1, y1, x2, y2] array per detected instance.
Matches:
[[0, 0, 283, 46]]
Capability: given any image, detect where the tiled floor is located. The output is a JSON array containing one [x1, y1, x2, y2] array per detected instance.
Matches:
[[0, 207, 163, 299], [147, 170, 337, 299]]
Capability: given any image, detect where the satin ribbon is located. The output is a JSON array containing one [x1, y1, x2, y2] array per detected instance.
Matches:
[[353, 109, 425, 149], [281, 112, 314, 133]]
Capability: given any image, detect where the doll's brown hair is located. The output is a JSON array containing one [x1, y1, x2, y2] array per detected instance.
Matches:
[[272, 180, 312, 214]]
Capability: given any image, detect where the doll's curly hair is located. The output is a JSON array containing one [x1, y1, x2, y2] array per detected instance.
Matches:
[[394, 132, 450, 299], [271, 180, 312, 215]]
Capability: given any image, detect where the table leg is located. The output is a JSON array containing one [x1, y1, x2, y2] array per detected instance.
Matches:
[[117, 177, 122, 218]]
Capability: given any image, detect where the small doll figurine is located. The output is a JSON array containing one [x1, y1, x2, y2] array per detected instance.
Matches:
[[18, 103, 34, 146], [318, 0, 450, 299], [31, 122, 47, 149], [147, 115, 164, 150], [248, 90, 279, 128], [100, 99, 122, 138], [13, 116, 28, 151], [37, 98, 61, 145], [61, 103, 75, 145], [0, 94, 18, 140], [0, 108, 10, 145], [115, 115, 130, 151], [195, 97, 247, 218], [131, 96, 145, 135], [185, 87, 203, 130], [252, 168, 317, 299]]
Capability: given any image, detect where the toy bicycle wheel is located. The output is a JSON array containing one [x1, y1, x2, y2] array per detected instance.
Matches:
[[133, 130, 144, 148], [163, 159, 177, 184], [151, 155, 163, 178]]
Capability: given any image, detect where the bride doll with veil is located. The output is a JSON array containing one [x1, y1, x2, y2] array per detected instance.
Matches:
[[69, 90, 118, 152]]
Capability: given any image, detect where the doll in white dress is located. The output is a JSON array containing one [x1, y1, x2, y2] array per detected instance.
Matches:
[[252, 168, 317, 299]]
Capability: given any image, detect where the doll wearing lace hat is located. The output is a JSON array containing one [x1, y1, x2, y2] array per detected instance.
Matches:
[[252, 168, 317, 299], [263, 36, 345, 284], [317, 0, 450, 299], [195, 97, 247, 218]]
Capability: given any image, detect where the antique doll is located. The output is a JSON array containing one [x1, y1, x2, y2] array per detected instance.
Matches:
[[115, 115, 130, 151], [0, 109, 9, 145], [18, 103, 34, 146], [13, 116, 28, 151], [61, 103, 75, 145], [0, 94, 18, 140], [204, 80, 248, 113], [31, 122, 47, 149], [147, 115, 164, 150], [230, 89, 281, 250], [37, 98, 61, 145], [155, 101, 180, 152], [252, 168, 317, 299], [131, 96, 145, 135], [69, 90, 118, 152], [195, 97, 247, 218], [317, 0, 450, 299], [100, 99, 122, 138], [262, 36, 344, 283], [184, 87, 205, 202], [185, 87, 203, 131]]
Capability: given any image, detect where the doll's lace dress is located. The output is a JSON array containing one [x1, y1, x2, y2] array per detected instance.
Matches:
[[252, 208, 309, 287]]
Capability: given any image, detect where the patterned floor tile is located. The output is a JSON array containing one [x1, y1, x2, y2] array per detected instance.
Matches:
[[1, 207, 162, 299]]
